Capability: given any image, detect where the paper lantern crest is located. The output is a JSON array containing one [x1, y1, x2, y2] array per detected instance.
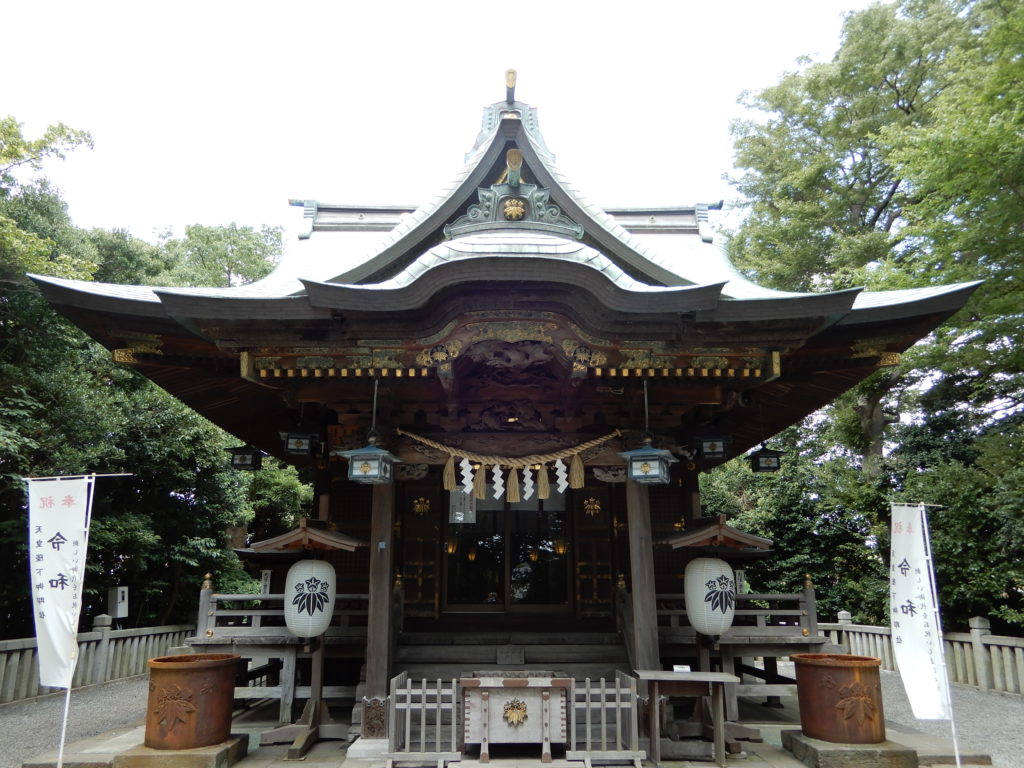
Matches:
[[684, 557, 736, 636], [284, 559, 336, 637]]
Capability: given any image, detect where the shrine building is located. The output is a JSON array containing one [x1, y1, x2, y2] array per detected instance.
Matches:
[[31, 75, 978, 753]]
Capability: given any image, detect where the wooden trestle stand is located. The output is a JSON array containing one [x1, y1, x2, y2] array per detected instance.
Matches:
[[252, 518, 366, 759]]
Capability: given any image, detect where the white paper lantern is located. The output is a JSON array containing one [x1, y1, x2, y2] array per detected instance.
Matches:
[[684, 557, 736, 636], [284, 559, 336, 637]]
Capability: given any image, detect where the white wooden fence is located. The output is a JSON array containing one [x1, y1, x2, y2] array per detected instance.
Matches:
[[384, 672, 644, 768], [385, 672, 460, 768], [567, 672, 644, 768], [0, 614, 194, 704], [821, 614, 1024, 694]]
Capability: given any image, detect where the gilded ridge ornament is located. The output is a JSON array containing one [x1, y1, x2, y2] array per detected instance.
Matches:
[[504, 197, 526, 220], [503, 697, 528, 726]]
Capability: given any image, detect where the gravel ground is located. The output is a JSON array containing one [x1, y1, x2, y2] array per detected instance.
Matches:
[[2, 670, 1022, 767], [879, 669, 1024, 768], [0, 675, 148, 768]]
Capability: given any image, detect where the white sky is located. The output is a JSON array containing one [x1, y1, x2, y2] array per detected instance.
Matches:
[[5, 1, 872, 245]]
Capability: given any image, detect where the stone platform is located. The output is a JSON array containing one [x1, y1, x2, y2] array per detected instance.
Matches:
[[781, 730, 917, 768], [23, 729, 247, 768], [20, 697, 995, 768]]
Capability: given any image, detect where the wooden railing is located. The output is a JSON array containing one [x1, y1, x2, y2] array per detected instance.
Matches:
[[194, 590, 369, 640], [385, 672, 460, 768], [384, 672, 644, 767], [0, 615, 194, 704], [567, 672, 645, 768], [821, 614, 1024, 694], [656, 582, 819, 639]]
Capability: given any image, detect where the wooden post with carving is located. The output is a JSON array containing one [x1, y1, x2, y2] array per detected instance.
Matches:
[[625, 478, 661, 686], [363, 482, 395, 737]]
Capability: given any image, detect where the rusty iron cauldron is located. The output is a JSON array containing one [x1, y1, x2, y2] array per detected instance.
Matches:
[[145, 653, 240, 749], [792, 653, 886, 744]]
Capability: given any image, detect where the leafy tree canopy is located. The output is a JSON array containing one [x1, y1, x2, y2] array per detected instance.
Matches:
[[0, 117, 307, 639], [715, 0, 1024, 630], [158, 223, 282, 287]]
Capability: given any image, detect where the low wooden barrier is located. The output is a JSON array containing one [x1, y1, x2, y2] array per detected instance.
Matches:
[[567, 672, 644, 768], [656, 585, 818, 638], [195, 591, 369, 640], [0, 615, 194, 704], [821, 614, 1024, 694], [385, 672, 460, 768]]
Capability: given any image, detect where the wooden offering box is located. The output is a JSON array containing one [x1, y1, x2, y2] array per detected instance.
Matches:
[[460, 671, 570, 763]]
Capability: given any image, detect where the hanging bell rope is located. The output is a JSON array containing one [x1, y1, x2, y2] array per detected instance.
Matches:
[[395, 428, 622, 493]]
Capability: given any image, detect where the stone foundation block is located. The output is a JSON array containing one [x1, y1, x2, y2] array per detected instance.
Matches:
[[782, 729, 916, 768]]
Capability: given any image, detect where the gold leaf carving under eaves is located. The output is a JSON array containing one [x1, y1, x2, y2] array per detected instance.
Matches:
[[468, 322, 556, 344], [415, 341, 463, 367]]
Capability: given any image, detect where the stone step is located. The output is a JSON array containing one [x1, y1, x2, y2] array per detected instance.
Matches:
[[395, 662, 627, 681], [398, 631, 622, 646], [395, 643, 627, 663]]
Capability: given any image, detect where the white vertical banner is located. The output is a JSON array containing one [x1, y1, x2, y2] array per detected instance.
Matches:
[[27, 476, 95, 689], [890, 502, 951, 719]]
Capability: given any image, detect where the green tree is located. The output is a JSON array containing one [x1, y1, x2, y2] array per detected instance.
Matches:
[[720, 0, 1024, 629], [89, 228, 173, 285], [160, 223, 282, 287], [727, 0, 968, 293], [702, 427, 889, 625], [0, 119, 94, 281], [0, 115, 309, 638]]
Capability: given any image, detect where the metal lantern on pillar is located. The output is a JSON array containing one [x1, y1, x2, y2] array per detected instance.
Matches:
[[749, 445, 785, 473], [684, 557, 737, 636], [284, 559, 336, 638]]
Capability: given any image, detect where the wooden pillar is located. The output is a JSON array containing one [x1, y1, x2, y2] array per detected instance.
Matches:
[[625, 478, 661, 673], [365, 482, 395, 700], [680, 466, 702, 525], [314, 465, 331, 522]]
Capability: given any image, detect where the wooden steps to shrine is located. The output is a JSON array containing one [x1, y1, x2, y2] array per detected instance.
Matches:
[[392, 631, 629, 681]]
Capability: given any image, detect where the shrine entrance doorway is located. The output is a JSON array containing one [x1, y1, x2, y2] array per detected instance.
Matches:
[[443, 489, 571, 614]]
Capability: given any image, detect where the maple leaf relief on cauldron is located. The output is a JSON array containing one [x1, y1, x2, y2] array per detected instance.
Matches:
[[703, 574, 736, 614], [293, 575, 331, 616], [154, 684, 196, 732], [835, 681, 876, 724]]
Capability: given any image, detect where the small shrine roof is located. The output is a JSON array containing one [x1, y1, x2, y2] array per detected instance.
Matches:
[[248, 518, 366, 553], [661, 514, 773, 552]]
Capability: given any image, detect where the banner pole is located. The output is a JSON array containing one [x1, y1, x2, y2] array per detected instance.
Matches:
[[56, 685, 72, 768], [918, 504, 962, 768]]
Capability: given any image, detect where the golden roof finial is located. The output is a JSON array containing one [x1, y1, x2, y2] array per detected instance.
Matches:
[[506, 69, 517, 103]]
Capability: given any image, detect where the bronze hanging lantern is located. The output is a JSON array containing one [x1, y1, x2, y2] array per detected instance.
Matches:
[[337, 437, 400, 484], [748, 445, 785, 473], [697, 434, 730, 460], [618, 380, 677, 484], [619, 438, 678, 484], [282, 432, 318, 456], [225, 446, 262, 470], [336, 378, 400, 484]]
